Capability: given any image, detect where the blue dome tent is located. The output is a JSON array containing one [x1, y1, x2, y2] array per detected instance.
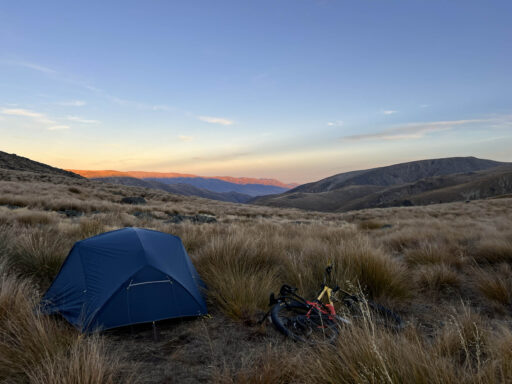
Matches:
[[41, 227, 207, 332]]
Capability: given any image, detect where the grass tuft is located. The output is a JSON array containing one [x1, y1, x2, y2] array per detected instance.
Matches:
[[8, 227, 70, 288], [195, 227, 281, 322]]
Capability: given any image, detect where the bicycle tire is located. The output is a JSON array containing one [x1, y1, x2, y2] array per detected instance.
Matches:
[[270, 300, 339, 343]]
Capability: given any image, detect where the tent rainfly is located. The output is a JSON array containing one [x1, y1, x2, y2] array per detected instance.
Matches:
[[41, 227, 207, 332]]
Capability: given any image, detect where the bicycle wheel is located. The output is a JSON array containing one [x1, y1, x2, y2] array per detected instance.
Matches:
[[270, 300, 339, 343]]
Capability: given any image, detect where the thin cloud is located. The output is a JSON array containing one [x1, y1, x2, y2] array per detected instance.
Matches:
[[1, 108, 55, 125], [178, 135, 194, 142], [48, 125, 70, 131], [151, 105, 172, 111], [198, 116, 234, 125], [66, 115, 100, 124], [327, 120, 344, 127], [382, 110, 397, 115], [58, 100, 86, 107], [3, 60, 56, 74], [4, 59, 175, 115], [109, 96, 173, 112], [0, 107, 74, 130], [343, 119, 485, 141], [1, 108, 43, 118]]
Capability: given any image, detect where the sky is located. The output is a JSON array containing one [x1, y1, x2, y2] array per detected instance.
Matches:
[[1, 0, 511, 183]]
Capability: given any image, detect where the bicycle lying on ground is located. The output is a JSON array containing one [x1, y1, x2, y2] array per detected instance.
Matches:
[[263, 265, 403, 343]]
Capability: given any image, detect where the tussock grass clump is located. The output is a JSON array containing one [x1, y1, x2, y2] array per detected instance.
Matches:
[[358, 220, 384, 230], [196, 228, 282, 322], [435, 306, 487, 367], [25, 335, 126, 384], [8, 227, 70, 287], [0, 272, 74, 383], [474, 266, 511, 306], [416, 264, 461, 292], [76, 217, 106, 239], [285, 235, 409, 301], [479, 326, 512, 382], [404, 241, 465, 268], [304, 324, 460, 384], [302, 305, 506, 384], [472, 237, 512, 264], [336, 237, 410, 300], [0, 225, 15, 260], [0, 271, 128, 384], [213, 346, 303, 384], [380, 226, 440, 252], [15, 209, 56, 227]]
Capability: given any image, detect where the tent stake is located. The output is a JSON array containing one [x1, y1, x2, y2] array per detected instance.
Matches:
[[152, 321, 159, 341]]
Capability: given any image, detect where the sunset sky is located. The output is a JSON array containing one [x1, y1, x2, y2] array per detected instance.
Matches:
[[1, 1, 511, 183]]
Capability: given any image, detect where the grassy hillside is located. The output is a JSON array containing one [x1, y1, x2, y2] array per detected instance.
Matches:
[[1, 166, 512, 383], [292, 156, 507, 193], [253, 160, 512, 212], [0, 151, 83, 179]]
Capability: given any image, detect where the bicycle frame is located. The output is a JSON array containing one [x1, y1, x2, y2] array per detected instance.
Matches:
[[272, 283, 337, 321], [306, 285, 336, 320], [260, 265, 342, 326]]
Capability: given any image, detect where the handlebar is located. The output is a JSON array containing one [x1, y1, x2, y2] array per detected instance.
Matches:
[[280, 284, 297, 296]]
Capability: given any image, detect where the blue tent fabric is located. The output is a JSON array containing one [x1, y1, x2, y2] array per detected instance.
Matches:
[[41, 227, 207, 332]]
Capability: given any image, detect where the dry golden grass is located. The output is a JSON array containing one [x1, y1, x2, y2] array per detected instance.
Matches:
[[25, 336, 127, 384], [1, 167, 512, 383], [472, 237, 512, 264], [212, 345, 303, 384], [6, 227, 71, 287], [295, 304, 512, 384], [0, 268, 130, 383], [474, 265, 512, 306], [416, 264, 461, 292], [195, 227, 282, 322]]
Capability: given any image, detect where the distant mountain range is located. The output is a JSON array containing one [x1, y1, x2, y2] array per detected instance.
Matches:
[[93, 176, 253, 203], [251, 157, 512, 212], [68, 169, 296, 203], [4, 151, 511, 211], [69, 170, 296, 188]]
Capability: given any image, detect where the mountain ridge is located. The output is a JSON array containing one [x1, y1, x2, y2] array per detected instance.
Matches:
[[252, 157, 512, 212], [289, 157, 506, 194]]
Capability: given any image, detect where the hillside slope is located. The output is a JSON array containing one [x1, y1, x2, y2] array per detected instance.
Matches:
[[252, 157, 512, 212], [292, 157, 506, 193], [0, 151, 82, 179]]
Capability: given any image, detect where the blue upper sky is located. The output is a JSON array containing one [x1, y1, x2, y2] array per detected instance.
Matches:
[[1, 0, 511, 183]]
